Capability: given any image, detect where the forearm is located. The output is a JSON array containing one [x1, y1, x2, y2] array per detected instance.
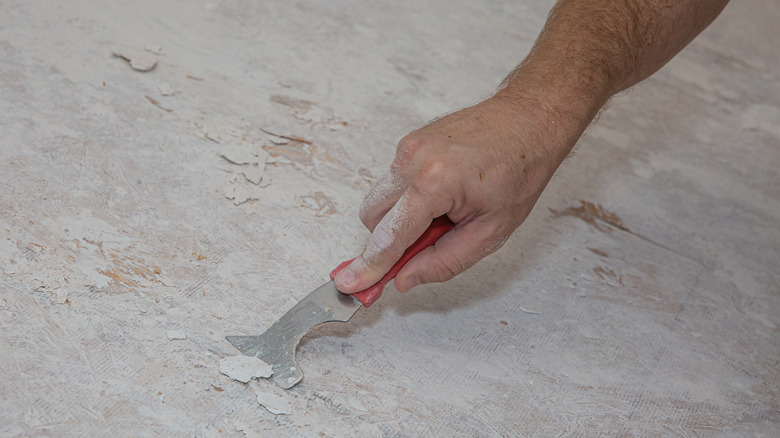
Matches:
[[497, 0, 730, 160]]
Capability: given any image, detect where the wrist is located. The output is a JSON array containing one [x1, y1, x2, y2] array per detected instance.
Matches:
[[491, 66, 607, 167]]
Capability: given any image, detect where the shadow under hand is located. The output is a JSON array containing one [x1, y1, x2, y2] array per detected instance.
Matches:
[[298, 211, 567, 347], [384, 214, 566, 318]]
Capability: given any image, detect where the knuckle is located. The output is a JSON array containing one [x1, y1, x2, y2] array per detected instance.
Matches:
[[396, 135, 426, 161], [357, 199, 373, 226], [416, 158, 448, 185], [408, 156, 451, 200], [358, 211, 373, 231], [433, 252, 467, 282]]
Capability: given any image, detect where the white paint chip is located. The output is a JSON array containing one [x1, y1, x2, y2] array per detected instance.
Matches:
[[219, 355, 273, 383], [218, 143, 266, 166], [217, 145, 269, 203], [219, 176, 263, 205], [158, 83, 176, 96], [242, 163, 266, 185], [166, 329, 187, 340], [144, 44, 163, 55], [111, 46, 158, 72], [55, 288, 69, 304], [234, 421, 262, 438], [265, 132, 289, 145], [255, 387, 293, 415]]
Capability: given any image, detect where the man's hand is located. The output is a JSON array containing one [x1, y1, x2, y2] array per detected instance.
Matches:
[[334, 94, 579, 293], [334, 0, 729, 294]]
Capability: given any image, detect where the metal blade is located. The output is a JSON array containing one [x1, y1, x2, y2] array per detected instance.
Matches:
[[226, 280, 362, 389]]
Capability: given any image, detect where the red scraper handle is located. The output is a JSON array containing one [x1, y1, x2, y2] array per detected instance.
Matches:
[[330, 215, 455, 307]]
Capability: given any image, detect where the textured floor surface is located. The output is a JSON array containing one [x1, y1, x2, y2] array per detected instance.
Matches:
[[1, 0, 778, 436]]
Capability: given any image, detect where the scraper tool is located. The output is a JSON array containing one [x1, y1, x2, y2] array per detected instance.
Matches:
[[226, 216, 455, 389]]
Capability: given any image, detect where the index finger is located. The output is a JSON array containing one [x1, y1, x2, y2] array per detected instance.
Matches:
[[333, 186, 450, 293]]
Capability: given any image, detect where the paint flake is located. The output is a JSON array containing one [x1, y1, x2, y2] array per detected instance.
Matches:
[[255, 388, 293, 415], [219, 144, 265, 165], [111, 46, 158, 72], [158, 83, 176, 96], [166, 329, 187, 340], [242, 163, 266, 185], [519, 306, 541, 315], [219, 355, 273, 383]]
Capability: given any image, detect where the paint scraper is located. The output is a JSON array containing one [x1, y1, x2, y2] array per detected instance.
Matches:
[[225, 216, 454, 389]]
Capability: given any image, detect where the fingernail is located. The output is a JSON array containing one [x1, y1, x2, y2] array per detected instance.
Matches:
[[335, 267, 356, 289], [400, 275, 420, 293]]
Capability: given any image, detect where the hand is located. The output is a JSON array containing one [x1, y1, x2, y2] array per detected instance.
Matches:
[[334, 93, 578, 294]]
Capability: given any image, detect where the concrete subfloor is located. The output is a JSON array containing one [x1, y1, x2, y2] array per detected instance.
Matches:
[[1, 0, 778, 436]]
